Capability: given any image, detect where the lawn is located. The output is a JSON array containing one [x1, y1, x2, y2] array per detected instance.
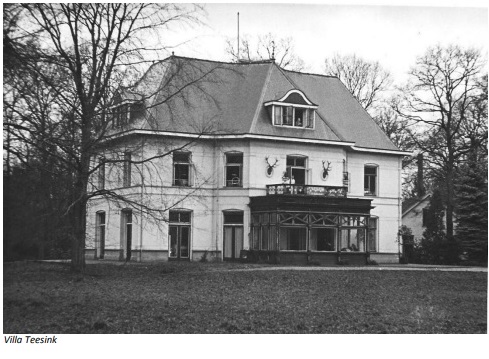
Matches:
[[3, 261, 487, 333]]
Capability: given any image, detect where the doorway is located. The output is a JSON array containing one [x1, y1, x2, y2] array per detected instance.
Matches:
[[223, 211, 244, 261], [96, 211, 106, 259], [169, 210, 191, 260], [121, 209, 132, 261]]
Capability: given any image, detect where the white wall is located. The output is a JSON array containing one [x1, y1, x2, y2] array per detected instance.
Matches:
[[87, 136, 404, 258]]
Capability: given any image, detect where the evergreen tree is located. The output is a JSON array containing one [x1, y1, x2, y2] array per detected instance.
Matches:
[[418, 189, 460, 264], [455, 156, 488, 265]]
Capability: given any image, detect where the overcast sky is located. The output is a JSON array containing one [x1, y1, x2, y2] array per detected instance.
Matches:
[[169, 1, 487, 83]]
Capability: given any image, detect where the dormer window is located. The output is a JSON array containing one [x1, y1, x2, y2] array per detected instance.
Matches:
[[112, 103, 130, 128], [265, 89, 318, 129]]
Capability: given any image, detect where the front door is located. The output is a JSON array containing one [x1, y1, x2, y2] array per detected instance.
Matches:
[[223, 226, 243, 260], [121, 210, 132, 261], [169, 225, 190, 260]]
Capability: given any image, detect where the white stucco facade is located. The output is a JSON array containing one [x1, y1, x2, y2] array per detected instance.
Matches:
[[86, 135, 404, 263]]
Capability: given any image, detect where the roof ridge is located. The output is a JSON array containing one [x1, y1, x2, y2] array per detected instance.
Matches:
[[249, 62, 275, 133], [170, 54, 275, 66], [283, 68, 339, 79]]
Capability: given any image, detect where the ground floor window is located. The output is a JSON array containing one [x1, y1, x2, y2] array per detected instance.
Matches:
[[96, 211, 106, 259], [339, 228, 365, 252], [310, 227, 336, 251], [223, 211, 243, 260], [121, 209, 132, 261], [251, 211, 374, 252], [169, 210, 191, 259], [279, 227, 306, 250], [368, 217, 378, 252]]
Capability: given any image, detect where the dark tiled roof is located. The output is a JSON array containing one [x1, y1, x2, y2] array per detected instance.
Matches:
[[121, 56, 401, 151]]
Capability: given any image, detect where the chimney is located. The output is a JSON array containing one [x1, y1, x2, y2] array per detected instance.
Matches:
[[417, 153, 425, 197]]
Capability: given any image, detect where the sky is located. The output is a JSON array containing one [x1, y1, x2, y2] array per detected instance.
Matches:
[[168, 1, 488, 83]]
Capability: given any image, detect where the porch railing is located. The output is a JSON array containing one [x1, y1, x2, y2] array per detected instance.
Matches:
[[266, 184, 347, 198]]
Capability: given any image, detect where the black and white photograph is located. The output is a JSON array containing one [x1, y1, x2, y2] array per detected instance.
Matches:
[[2, 0, 487, 357]]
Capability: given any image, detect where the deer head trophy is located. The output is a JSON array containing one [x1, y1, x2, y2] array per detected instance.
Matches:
[[265, 156, 279, 177], [322, 160, 332, 180]]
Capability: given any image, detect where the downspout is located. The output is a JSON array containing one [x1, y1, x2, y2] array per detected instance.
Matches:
[[214, 139, 221, 260], [139, 137, 145, 262], [398, 156, 402, 262]]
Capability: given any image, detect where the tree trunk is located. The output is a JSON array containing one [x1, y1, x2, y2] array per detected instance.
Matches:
[[70, 157, 90, 273], [446, 154, 455, 240]]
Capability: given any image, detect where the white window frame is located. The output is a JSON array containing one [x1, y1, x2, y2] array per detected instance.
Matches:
[[271, 105, 316, 129], [173, 151, 193, 187], [224, 152, 243, 187], [364, 164, 378, 196], [368, 217, 378, 253], [285, 155, 309, 185]]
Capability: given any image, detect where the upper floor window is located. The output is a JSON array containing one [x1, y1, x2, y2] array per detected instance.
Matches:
[[112, 104, 130, 128], [98, 157, 105, 190], [265, 90, 317, 129], [273, 106, 315, 128], [364, 165, 377, 196], [123, 152, 131, 187], [285, 155, 308, 185], [225, 152, 243, 187], [173, 151, 192, 186]]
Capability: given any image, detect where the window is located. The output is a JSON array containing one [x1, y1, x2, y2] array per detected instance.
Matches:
[[225, 152, 243, 187], [223, 211, 244, 260], [279, 227, 306, 250], [169, 210, 191, 223], [310, 228, 336, 251], [96, 211, 106, 259], [112, 104, 129, 128], [285, 155, 307, 185], [340, 228, 366, 252], [273, 105, 315, 128], [121, 209, 132, 261], [283, 106, 293, 126], [173, 151, 191, 186], [98, 158, 105, 190], [368, 217, 378, 252], [123, 152, 131, 187], [364, 165, 377, 196], [422, 208, 428, 227], [169, 210, 191, 259]]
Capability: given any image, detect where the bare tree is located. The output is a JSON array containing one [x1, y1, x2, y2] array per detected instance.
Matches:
[[225, 33, 305, 71], [3, 3, 210, 272], [324, 54, 391, 112], [395, 45, 487, 240]]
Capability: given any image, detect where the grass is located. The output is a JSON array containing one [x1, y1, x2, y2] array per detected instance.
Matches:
[[3, 261, 487, 333]]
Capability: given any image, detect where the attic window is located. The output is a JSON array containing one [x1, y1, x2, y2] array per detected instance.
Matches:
[[272, 105, 315, 129], [112, 103, 130, 128], [265, 90, 317, 129]]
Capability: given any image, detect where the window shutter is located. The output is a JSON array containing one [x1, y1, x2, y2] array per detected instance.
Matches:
[[190, 162, 196, 186]]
